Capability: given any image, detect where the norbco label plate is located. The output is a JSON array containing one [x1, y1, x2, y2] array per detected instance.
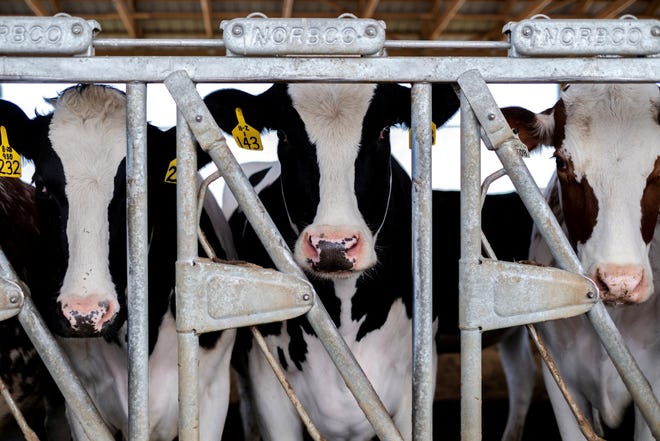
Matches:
[[505, 19, 660, 57], [221, 18, 386, 56], [0, 16, 99, 55]]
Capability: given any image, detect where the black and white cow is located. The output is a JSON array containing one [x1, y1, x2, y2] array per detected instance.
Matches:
[[0, 84, 234, 440], [502, 83, 660, 440], [205, 82, 460, 440]]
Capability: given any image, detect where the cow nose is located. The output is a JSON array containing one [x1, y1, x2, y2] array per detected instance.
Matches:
[[303, 231, 361, 273], [593, 264, 648, 304], [60, 295, 119, 335]]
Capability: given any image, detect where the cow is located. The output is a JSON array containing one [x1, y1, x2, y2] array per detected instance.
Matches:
[[204, 81, 541, 440], [501, 83, 660, 440], [0, 84, 235, 441]]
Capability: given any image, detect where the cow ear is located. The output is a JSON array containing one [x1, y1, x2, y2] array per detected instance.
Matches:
[[0, 99, 39, 160], [502, 105, 556, 151], [376, 83, 459, 129], [204, 83, 288, 135]]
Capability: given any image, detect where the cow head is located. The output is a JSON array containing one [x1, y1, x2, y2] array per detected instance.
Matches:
[[206, 83, 458, 280], [503, 84, 660, 305], [1, 85, 174, 338]]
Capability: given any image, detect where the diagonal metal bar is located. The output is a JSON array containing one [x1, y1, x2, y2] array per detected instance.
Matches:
[[163, 70, 404, 441]]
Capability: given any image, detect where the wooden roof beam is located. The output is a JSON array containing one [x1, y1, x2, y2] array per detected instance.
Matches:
[[200, 0, 214, 37], [645, 0, 659, 16], [24, 0, 49, 16], [595, 0, 636, 18], [362, 0, 380, 18], [429, 0, 467, 40], [282, 0, 294, 18], [112, 0, 137, 38]]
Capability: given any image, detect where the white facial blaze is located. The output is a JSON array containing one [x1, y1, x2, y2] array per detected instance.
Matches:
[[49, 87, 128, 305], [561, 84, 660, 287], [288, 84, 379, 269]]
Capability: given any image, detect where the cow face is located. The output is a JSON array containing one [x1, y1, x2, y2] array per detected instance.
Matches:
[[504, 84, 660, 305], [2, 85, 140, 337], [205, 83, 458, 280]]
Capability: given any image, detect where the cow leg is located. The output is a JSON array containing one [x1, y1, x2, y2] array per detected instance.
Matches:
[[498, 326, 535, 441], [541, 363, 589, 441], [247, 351, 303, 441]]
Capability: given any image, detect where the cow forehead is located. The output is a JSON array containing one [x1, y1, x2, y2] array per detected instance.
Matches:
[[48, 87, 127, 189], [561, 84, 660, 185]]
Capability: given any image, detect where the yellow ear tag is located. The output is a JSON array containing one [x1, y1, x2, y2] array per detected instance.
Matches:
[[408, 123, 437, 149], [0, 125, 22, 178], [164, 158, 177, 184], [232, 108, 263, 151]]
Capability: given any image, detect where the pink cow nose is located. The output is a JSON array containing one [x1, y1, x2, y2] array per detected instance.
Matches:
[[302, 231, 361, 273], [593, 264, 648, 305], [60, 295, 119, 335]]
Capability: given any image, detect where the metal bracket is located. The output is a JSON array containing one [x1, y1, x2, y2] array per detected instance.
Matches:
[[221, 14, 386, 56], [176, 259, 314, 333], [461, 259, 597, 331], [0, 14, 100, 56], [0, 276, 24, 321], [504, 16, 660, 57]]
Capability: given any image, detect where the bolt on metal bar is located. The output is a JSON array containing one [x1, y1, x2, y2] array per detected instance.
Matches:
[[175, 112, 202, 441], [458, 90, 483, 441], [410, 83, 434, 440], [126, 82, 150, 441], [163, 70, 404, 441]]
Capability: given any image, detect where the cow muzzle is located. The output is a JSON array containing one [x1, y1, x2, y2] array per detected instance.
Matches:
[[297, 227, 373, 277], [593, 264, 650, 305], [59, 294, 120, 336]]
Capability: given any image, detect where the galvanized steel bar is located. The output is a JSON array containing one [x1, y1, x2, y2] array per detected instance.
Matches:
[[175, 111, 201, 441], [410, 83, 434, 441], [163, 71, 404, 441], [126, 82, 150, 441], [0, 57, 657, 84], [458, 90, 483, 441], [495, 137, 660, 438]]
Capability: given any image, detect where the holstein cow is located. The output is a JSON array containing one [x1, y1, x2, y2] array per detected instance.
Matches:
[[0, 174, 65, 439], [205, 82, 459, 440], [0, 85, 235, 441], [502, 83, 660, 440]]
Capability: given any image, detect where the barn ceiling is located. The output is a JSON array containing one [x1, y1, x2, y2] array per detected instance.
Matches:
[[1, 1, 658, 55]]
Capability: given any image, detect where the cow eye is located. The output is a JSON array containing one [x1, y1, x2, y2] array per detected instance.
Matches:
[[379, 127, 390, 141], [553, 151, 568, 172], [277, 130, 288, 143]]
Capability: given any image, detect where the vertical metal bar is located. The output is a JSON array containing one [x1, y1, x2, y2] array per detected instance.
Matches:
[[126, 82, 150, 441], [163, 71, 404, 441], [494, 141, 660, 438], [410, 83, 434, 441], [458, 91, 482, 441], [175, 110, 201, 441]]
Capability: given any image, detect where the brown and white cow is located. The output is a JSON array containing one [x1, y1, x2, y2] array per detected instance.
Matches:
[[502, 83, 660, 440]]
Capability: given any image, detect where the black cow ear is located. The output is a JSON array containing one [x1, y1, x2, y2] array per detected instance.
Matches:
[[376, 83, 459, 129], [0, 99, 39, 160], [204, 83, 289, 135]]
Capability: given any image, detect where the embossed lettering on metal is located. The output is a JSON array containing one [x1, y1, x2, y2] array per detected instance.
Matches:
[[221, 17, 386, 55], [0, 16, 99, 55], [504, 19, 660, 57]]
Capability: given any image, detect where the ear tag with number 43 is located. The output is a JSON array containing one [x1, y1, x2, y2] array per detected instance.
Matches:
[[408, 123, 436, 149], [0, 125, 22, 178], [232, 108, 263, 151]]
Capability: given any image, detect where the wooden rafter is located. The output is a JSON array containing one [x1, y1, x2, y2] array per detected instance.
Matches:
[[282, 0, 294, 18], [595, 0, 636, 18], [24, 0, 48, 16], [200, 0, 213, 37], [429, 0, 466, 39], [112, 0, 137, 38], [575, 0, 594, 15], [362, 0, 380, 18], [646, 0, 660, 15]]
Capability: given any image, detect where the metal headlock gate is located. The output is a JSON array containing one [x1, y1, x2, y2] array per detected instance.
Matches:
[[0, 12, 658, 441]]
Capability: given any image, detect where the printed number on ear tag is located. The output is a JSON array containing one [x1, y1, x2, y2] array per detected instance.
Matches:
[[164, 159, 177, 184], [232, 108, 263, 151], [408, 123, 437, 150], [0, 125, 22, 178]]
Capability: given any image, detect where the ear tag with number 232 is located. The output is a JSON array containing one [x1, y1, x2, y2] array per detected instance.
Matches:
[[232, 108, 263, 151], [0, 125, 22, 178]]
